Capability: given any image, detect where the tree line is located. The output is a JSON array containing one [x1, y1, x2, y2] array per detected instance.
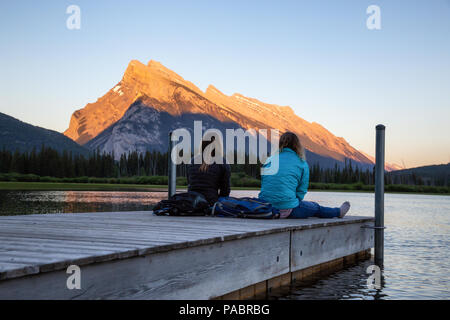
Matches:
[[0, 146, 443, 186], [0, 146, 168, 178]]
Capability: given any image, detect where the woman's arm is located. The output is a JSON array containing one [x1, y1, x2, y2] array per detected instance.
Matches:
[[219, 163, 231, 197], [296, 164, 309, 201]]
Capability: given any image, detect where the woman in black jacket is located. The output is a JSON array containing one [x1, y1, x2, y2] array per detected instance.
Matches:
[[187, 137, 231, 205]]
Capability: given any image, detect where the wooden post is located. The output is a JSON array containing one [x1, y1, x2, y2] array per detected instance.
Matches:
[[375, 124, 385, 266], [168, 131, 176, 198]]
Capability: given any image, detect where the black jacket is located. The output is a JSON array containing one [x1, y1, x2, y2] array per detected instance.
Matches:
[[187, 161, 231, 205]]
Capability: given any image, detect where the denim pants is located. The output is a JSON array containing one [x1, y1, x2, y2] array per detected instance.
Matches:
[[288, 200, 340, 219]]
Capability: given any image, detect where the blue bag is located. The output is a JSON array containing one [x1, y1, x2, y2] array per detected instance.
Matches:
[[211, 197, 280, 219]]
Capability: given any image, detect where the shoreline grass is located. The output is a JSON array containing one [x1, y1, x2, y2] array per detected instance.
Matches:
[[0, 181, 448, 196], [0, 172, 448, 195]]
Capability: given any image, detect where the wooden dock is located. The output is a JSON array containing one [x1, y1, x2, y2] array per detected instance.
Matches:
[[0, 211, 374, 299]]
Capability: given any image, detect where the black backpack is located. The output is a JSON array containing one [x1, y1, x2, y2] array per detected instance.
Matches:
[[153, 191, 210, 216]]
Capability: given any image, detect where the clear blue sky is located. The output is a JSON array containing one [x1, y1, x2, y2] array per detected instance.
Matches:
[[0, 0, 449, 168]]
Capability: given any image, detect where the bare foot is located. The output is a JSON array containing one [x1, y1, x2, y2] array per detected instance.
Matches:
[[339, 201, 351, 218]]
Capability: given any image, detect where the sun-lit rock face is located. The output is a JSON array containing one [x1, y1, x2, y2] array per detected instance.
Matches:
[[204, 85, 373, 163], [64, 60, 236, 145], [64, 59, 376, 166]]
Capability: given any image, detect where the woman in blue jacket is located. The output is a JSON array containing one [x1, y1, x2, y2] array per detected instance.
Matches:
[[259, 132, 350, 219]]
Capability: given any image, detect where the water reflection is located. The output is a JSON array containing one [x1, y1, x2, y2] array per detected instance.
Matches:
[[0, 189, 271, 215], [260, 259, 388, 300], [0, 190, 164, 215]]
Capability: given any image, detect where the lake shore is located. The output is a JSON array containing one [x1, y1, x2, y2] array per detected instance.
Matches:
[[0, 181, 448, 196]]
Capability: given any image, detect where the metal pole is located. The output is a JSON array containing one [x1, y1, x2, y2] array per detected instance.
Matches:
[[168, 131, 177, 198], [374, 124, 385, 266]]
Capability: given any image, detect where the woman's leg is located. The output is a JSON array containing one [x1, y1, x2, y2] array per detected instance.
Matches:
[[288, 201, 340, 219], [316, 203, 341, 218]]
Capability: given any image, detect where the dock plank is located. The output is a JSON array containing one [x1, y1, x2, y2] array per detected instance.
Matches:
[[0, 211, 374, 284]]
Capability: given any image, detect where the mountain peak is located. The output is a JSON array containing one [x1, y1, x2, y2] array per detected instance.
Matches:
[[205, 84, 225, 95], [123, 59, 179, 84], [147, 59, 185, 82], [64, 58, 388, 169], [122, 59, 148, 82], [147, 59, 172, 75], [147, 59, 165, 68]]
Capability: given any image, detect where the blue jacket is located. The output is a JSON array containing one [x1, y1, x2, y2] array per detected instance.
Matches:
[[258, 148, 309, 209]]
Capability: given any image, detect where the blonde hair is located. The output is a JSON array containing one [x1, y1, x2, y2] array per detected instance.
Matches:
[[279, 132, 306, 160]]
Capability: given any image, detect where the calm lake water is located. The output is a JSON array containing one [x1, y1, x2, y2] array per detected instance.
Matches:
[[0, 190, 448, 300]]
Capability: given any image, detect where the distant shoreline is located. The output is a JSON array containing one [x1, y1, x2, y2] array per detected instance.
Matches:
[[0, 181, 448, 196]]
